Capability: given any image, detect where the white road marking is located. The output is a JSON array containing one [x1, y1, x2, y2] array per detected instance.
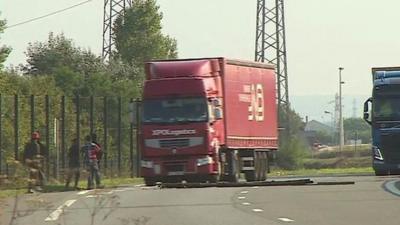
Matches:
[[238, 196, 246, 200], [278, 218, 294, 222], [114, 189, 126, 192], [252, 208, 264, 212], [240, 191, 249, 194], [64, 200, 76, 207], [86, 195, 97, 198], [45, 199, 77, 222], [77, 190, 91, 195], [122, 187, 137, 191], [134, 184, 145, 187], [251, 186, 259, 189], [242, 202, 251, 206]]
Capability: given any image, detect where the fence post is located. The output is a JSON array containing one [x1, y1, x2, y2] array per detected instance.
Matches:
[[103, 96, 108, 175], [118, 96, 122, 176], [30, 95, 35, 134], [90, 96, 94, 136], [14, 95, 19, 160], [130, 98, 134, 178], [54, 118, 59, 179], [45, 95, 50, 178], [0, 94, 2, 175], [61, 96, 66, 170], [76, 95, 81, 153], [136, 99, 141, 177]]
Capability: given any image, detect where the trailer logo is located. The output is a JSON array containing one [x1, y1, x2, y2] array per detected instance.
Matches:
[[241, 84, 264, 121], [152, 129, 196, 136]]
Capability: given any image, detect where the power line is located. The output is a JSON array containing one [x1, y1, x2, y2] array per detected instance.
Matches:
[[5, 0, 94, 30]]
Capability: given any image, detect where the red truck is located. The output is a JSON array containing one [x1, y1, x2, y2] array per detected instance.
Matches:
[[138, 57, 278, 185]]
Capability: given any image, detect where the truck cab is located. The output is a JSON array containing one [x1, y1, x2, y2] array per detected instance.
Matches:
[[364, 68, 400, 175], [139, 59, 224, 185]]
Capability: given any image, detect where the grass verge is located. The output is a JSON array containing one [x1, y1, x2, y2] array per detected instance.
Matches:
[[270, 167, 374, 177], [0, 177, 144, 200]]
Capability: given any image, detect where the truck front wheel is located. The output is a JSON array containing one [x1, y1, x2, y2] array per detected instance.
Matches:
[[244, 171, 256, 182], [375, 170, 389, 176], [144, 177, 156, 186]]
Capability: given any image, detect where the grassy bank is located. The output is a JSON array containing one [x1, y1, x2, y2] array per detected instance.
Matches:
[[270, 167, 373, 177], [0, 177, 144, 200]]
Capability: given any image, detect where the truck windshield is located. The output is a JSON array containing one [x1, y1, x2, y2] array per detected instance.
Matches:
[[142, 97, 208, 123], [373, 97, 400, 121]]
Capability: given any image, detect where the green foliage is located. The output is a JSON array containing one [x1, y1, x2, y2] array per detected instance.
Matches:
[[276, 137, 309, 170], [270, 167, 373, 177], [311, 144, 370, 158], [344, 117, 371, 144], [0, 15, 11, 70], [23, 32, 103, 76], [314, 130, 332, 145], [22, 32, 140, 99], [114, 0, 178, 69], [276, 105, 310, 170], [0, 0, 177, 177]]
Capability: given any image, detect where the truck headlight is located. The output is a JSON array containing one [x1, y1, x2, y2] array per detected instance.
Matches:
[[141, 160, 154, 168], [372, 146, 383, 161], [197, 156, 213, 167]]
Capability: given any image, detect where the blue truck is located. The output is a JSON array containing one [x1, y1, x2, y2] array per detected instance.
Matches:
[[364, 67, 400, 175]]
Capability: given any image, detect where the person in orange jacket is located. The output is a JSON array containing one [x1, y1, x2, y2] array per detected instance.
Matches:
[[23, 131, 48, 193]]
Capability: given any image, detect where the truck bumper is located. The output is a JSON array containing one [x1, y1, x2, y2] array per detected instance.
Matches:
[[141, 155, 219, 182], [373, 160, 400, 174]]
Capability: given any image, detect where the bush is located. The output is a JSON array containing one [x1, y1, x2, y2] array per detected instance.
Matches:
[[303, 156, 371, 169], [1, 158, 29, 189], [276, 137, 309, 170], [312, 144, 371, 159]]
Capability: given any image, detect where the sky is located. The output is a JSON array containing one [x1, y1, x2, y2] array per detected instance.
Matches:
[[2, 0, 400, 115]]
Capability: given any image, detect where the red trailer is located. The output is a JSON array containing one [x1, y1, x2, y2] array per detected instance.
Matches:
[[139, 57, 277, 185]]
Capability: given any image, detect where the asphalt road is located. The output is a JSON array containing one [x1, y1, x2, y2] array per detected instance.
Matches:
[[1, 175, 399, 225]]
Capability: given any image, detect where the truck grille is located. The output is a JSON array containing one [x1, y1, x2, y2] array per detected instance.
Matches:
[[145, 137, 203, 149], [165, 164, 184, 172], [381, 133, 400, 163], [159, 139, 190, 148]]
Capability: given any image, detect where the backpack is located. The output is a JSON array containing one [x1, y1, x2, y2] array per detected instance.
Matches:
[[93, 142, 102, 161]]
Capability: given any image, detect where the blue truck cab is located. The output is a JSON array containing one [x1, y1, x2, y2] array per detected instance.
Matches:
[[364, 67, 400, 175]]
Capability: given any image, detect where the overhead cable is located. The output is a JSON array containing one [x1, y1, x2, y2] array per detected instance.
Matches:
[[5, 0, 94, 29]]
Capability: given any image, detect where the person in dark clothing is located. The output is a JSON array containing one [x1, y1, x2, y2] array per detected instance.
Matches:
[[83, 135, 103, 189], [23, 131, 48, 193], [65, 138, 81, 189]]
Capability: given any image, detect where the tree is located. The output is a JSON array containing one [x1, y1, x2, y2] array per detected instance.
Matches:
[[0, 15, 11, 70], [276, 106, 310, 170], [23, 32, 103, 76], [113, 0, 178, 69], [344, 118, 371, 144]]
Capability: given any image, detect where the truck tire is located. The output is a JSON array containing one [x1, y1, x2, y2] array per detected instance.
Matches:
[[375, 170, 389, 176], [223, 150, 239, 183], [255, 152, 263, 181], [260, 152, 268, 181], [244, 171, 256, 182], [244, 151, 259, 182], [144, 177, 156, 186], [207, 175, 219, 183]]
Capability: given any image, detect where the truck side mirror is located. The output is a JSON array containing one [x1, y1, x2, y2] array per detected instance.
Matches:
[[363, 98, 372, 125], [212, 99, 222, 107], [214, 108, 223, 120]]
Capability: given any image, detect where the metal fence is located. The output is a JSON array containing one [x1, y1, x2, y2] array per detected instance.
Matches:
[[0, 95, 140, 180]]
